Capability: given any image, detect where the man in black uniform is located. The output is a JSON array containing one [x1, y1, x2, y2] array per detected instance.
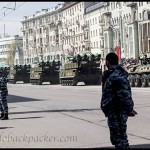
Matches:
[[0, 70, 9, 120], [101, 52, 137, 149]]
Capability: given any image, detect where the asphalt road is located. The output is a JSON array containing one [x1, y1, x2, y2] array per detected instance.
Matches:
[[0, 82, 149, 148]]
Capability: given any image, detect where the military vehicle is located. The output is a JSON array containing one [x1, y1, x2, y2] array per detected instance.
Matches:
[[30, 60, 61, 85], [7, 64, 31, 84], [59, 53, 102, 86], [127, 54, 150, 87], [0, 67, 10, 78]]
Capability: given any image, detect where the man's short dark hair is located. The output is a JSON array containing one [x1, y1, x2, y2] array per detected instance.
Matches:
[[106, 52, 119, 65]]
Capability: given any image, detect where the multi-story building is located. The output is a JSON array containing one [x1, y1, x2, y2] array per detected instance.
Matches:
[[100, 2, 150, 61], [0, 35, 23, 65], [59, 2, 86, 63], [84, 2, 109, 70], [21, 3, 63, 64], [84, 2, 104, 54], [100, 2, 139, 60], [137, 2, 150, 57], [21, 2, 150, 67]]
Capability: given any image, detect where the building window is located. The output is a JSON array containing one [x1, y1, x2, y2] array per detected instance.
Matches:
[[111, 3, 113, 9], [96, 29, 97, 36], [116, 2, 118, 8], [139, 13, 142, 20], [139, 2, 143, 6], [96, 41, 98, 48]]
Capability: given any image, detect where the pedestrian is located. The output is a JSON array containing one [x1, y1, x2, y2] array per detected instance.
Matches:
[[0, 69, 9, 120], [101, 52, 137, 149]]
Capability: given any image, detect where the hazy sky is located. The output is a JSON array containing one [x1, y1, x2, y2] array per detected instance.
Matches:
[[0, 2, 63, 38]]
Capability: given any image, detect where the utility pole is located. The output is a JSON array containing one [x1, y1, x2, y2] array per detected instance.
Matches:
[[4, 24, 5, 38]]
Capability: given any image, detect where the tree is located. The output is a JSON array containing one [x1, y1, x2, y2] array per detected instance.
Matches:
[[6, 42, 17, 66]]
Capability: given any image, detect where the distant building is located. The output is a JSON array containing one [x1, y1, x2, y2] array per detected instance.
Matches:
[[0, 35, 23, 65], [21, 3, 64, 64], [59, 2, 85, 63]]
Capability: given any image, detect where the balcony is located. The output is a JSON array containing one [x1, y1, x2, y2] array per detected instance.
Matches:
[[99, 33, 104, 38], [100, 45, 104, 49], [127, 15, 138, 24], [99, 20, 105, 26], [84, 37, 90, 42], [126, 2, 137, 7], [83, 24, 90, 30], [102, 7, 111, 16], [103, 25, 111, 31]]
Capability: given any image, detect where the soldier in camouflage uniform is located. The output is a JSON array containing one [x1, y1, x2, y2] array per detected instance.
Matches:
[[101, 52, 137, 149], [0, 70, 9, 120]]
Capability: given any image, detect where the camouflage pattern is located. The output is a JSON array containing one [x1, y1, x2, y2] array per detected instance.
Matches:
[[101, 65, 134, 149], [101, 65, 134, 116], [108, 111, 129, 149], [0, 75, 8, 114]]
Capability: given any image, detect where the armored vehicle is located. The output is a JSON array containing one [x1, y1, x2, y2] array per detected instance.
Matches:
[[127, 54, 150, 87], [7, 64, 31, 84], [0, 67, 10, 78], [30, 60, 61, 85], [59, 53, 102, 86]]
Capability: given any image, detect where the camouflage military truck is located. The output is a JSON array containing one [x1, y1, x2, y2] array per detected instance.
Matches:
[[127, 54, 150, 87], [30, 60, 61, 85], [59, 53, 102, 86], [0, 67, 10, 78], [7, 64, 31, 84]]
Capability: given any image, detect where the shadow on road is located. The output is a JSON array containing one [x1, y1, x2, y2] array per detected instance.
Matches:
[[130, 144, 150, 149], [9, 107, 100, 115], [96, 143, 150, 149], [9, 116, 43, 120], [8, 95, 43, 103], [0, 127, 14, 130]]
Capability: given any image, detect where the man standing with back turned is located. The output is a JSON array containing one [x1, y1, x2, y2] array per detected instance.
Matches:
[[101, 52, 137, 149]]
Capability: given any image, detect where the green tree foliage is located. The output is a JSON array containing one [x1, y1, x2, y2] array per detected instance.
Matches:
[[6, 42, 16, 66]]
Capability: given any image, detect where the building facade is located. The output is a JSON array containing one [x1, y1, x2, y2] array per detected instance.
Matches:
[[59, 2, 86, 63], [21, 3, 63, 64], [21, 2, 150, 67], [0, 35, 23, 65]]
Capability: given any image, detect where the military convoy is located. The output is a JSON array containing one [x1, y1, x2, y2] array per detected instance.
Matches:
[[7, 64, 31, 84], [30, 60, 61, 85], [0, 67, 10, 78], [59, 53, 102, 86], [127, 54, 150, 87]]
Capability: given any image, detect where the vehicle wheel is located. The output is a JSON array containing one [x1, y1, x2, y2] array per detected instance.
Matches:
[[128, 75, 135, 87], [147, 74, 150, 87], [72, 79, 77, 86], [12, 80, 16, 84], [38, 80, 42, 85], [134, 74, 141, 87], [141, 74, 148, 87]]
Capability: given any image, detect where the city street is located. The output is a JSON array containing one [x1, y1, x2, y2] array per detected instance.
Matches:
[[0, 82, 150, 148]]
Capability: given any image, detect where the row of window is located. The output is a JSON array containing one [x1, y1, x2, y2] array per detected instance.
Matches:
[[111, 2, 150, 10], [62, 3, 83, 18], [0, 44, 11, 49], [86, 15, 103, 26], [63, 14, 83, 25], [23, 3, 84, 29]]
